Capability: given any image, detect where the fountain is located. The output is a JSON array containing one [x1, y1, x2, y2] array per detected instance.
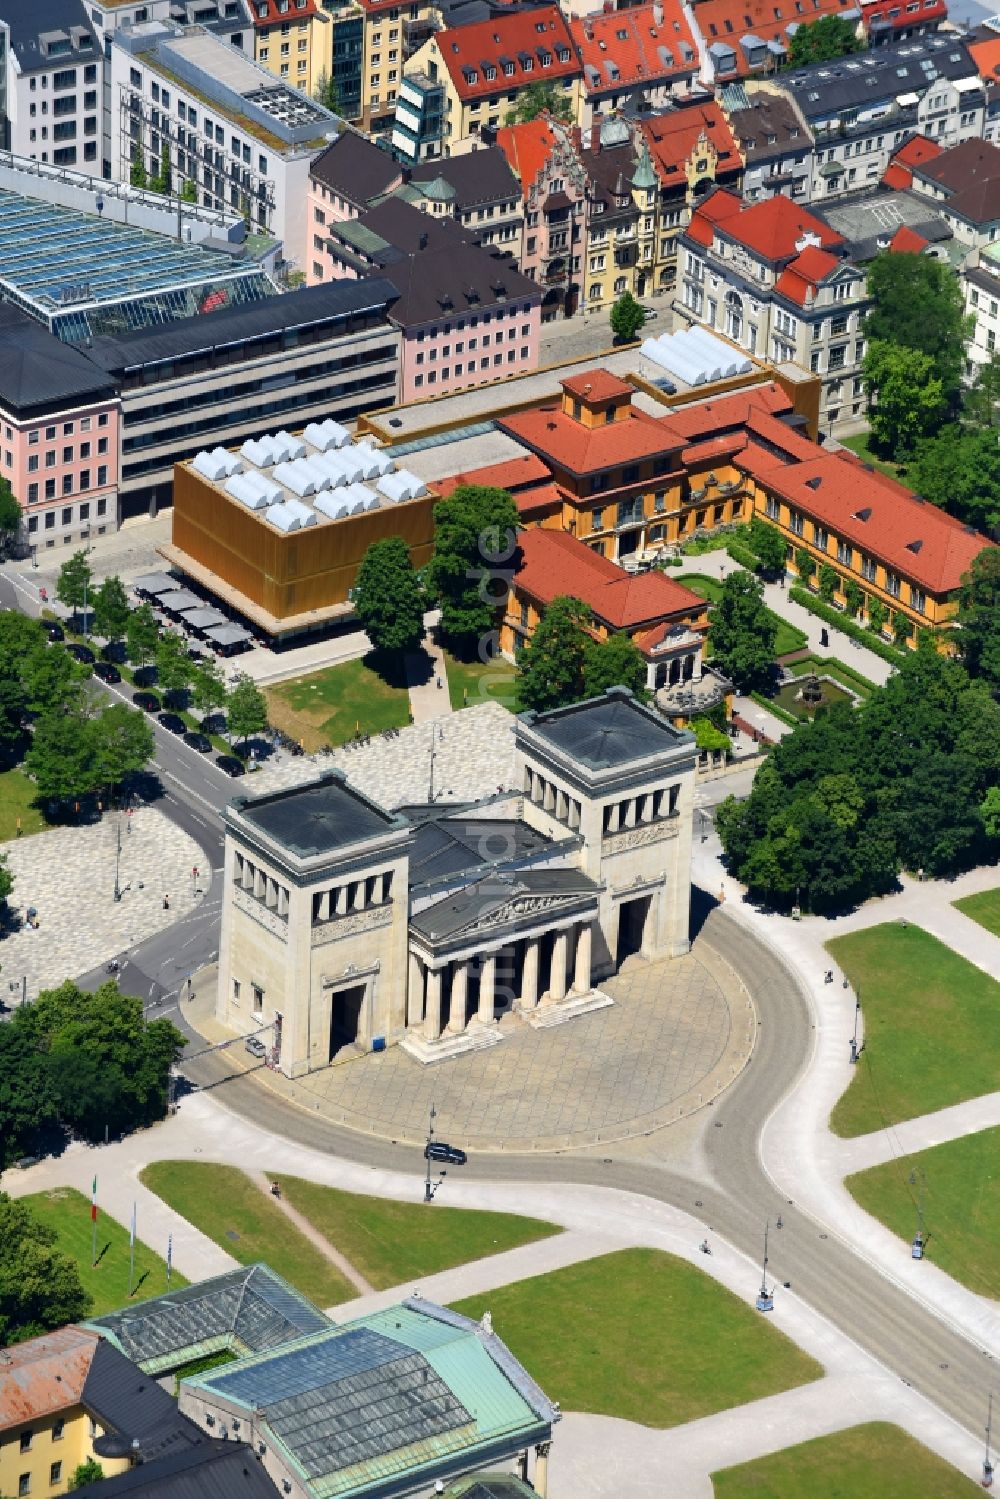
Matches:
[[773, 669, 856, 720], [798, 672, 824, 706]]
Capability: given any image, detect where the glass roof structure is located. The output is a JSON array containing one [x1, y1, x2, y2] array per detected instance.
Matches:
[[0, 188, 275, 343]]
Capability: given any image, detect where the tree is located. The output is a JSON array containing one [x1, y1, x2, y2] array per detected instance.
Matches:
[[0, 853, 12, 921], [864, 252, 971, 402], [982, 786, 1000, 840], [181, 177, 198, 203], [787, 13, 863, 65], [56, 549, 92, 621], [958, 546, 1000, 696], [155, 630, 194, 701], [25, 702, 98, 805], [892, 611, 912, 647], [583, 632, 647, 698], [314, 70, 339, 113], [516, 596, 591, 712], [91, 703, 154, 800], [130, 143, 147, 190], [126, 602, 159, 668], [226, 673, 268, 751], [505, 84, 573, 125], [68, 1462, 105, 1491], [862, 341, 947, 459], [191, 657, 227, 717], [818, 563, 839, 602], [906, 426, 1000, 534], [0, 477, 22, 555], [964, 353, 1000, 431], [353, 537, 425, 656], [610, 290, 646, 343], [22, 644, 82, 717], [708, 570, 777, 692], [93, 575, 130, 644], [795, 547, 816, 587], [152, 140, 172, 196], [429, 485, 520, 653], [867, 598, 887, 636], [0, 1193, 90, 1345], [843, 578, 864, 619], [748, 517, 786, 576]]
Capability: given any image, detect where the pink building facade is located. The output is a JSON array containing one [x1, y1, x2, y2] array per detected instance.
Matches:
[[306, 133, 404, 284], [400, 297, 542, 404]]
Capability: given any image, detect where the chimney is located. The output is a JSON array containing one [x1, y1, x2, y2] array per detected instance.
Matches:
[[592, 116, 602, 151], [418, 231, 428, 249]]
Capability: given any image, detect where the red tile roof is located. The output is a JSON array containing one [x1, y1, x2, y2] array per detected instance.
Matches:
[[639, 106, 741, 190], [738, 448, 995, 594], [500, 401, 684, 475], [251, 0, 317, 26], [495, 117, 562, 195], [683, 186, 743, 245], [695, 191, 843, 263], [860, 0, 947, 30], [694, 0, 860, 76], [561, 370, 634, 403], [513, 526, 706, 630], [570, 2, 698, 97], [969, 35, 1000, 84], [883, 133, 942, 190], [888, 224, 929, 254], [434, 453, 552, 498], [659, 382, 792, 439], [0, 1328, 99, 1430], [774, 244, 843, 304], [436, 8, 580, 104], [881, 162, 913, 190]]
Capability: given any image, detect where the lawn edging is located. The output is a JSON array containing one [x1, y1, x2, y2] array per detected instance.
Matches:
[[788, 586, 906, 668]]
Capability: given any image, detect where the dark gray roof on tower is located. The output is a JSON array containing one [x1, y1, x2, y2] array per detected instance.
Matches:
[[519, 687, 692, 770]]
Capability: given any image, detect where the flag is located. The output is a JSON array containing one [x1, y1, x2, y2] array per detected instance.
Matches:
[[91, 1176, 98, 1224], [129, 1202, 136, 1249]]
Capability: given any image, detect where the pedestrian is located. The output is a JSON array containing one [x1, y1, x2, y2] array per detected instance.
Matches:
[[163, 894, 170, 910]]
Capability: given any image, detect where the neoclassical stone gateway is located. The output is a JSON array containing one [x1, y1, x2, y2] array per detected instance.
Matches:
[[217, 688, 697, 1073]]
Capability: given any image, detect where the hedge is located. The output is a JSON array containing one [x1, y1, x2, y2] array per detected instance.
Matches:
[[725, 538, 759, 570], [749, 690, 798, 728], [788, 586, 907, 668]]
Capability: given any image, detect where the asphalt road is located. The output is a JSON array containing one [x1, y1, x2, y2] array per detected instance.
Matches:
[[171, 911, 997, 1446]]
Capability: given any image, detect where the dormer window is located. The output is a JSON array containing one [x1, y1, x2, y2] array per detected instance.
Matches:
[[484, 64, 495, 79], [539, 49, 551, 65], [556, 45, 569, 60], [535, 18, 546, 29], [503, 59, 514, 74]]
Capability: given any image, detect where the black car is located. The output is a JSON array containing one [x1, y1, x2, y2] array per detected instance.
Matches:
[[183, 731, 212, 753], [133, 691, 161, 713], [215, 754, 246, 778], [45, 621, 65, 642], [157, 711, 187, 735], [424, 1141, 467, 1166], [66, 642, 95, 665], [93, 661, 121, 684]]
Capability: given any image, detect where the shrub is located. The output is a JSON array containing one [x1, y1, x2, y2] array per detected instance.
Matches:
[[788, 587, 907, 667]]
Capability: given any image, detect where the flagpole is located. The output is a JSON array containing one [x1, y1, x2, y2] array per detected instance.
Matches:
[[166, 1233, 173, 1288], [91, 1176, 98, 1268], [128, 1201, 136, 1298]]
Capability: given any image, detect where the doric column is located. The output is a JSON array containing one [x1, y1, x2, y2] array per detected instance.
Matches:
[[334, 885, 349, 916], [446, 961, 469, 1033], [546, 931, 568, 1004], [624, 798, 637, 828], [534, 1442, 552, 1499], [423, 967, 443, 1041], [520, 939, 540, 1011], [573, 921, 592, 994], [640, 793, 654, 823], [407, 951, 424, 1029], [476, 952, 496, 1025], [606, 802, 620, 834], [350, 880, 364, 911], [315, 889, 331, 922]]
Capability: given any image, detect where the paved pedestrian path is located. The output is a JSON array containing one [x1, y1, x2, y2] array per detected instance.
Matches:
[[405, 634, 453, 724], [0, 807, 208, 1005], [3, 1093, 983, 1498], [249, 1172, 374, 1294], [833, 1090, 1000, 1176]]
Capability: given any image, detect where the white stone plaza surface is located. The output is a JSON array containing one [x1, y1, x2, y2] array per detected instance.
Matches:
[[0, 807, 207, 1002]]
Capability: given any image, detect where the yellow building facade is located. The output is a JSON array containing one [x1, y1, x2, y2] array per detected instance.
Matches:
[[252, 0, 333, 97]]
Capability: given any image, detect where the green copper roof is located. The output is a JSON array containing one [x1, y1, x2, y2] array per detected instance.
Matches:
[[419, 175, 457, 202], [632, 142, 656, 191]]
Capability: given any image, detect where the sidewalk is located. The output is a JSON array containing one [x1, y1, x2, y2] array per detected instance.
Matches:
[[406, 633, 453, 724]]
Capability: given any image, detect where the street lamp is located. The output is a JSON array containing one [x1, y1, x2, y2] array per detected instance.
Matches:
[[423, 1102, 446, 1205], [850, 990, 861, 1065], [113, 815, 123, 903]]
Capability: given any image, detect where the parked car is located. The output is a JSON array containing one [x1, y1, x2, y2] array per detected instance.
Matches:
[[66, 642, 95, 665], [45, 621, 65, 642], [133, 691, 161, 713], [93, 661, 121, 684], [423, 1141, 467, 1166], [245, 1035, 267, 1058], [215, 754, 246, 778], [183, 731, 212, 753], [157, 712, 187, 735], [14, 1154, 41, 1169]]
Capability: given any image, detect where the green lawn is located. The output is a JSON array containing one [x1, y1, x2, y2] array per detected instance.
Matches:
[[839, 432, 907, 482], [443, 649, 517, 713], [22, 1187, 187, 1316], [827, 925, 1000, 1138], [684, 573, 808, 658], [139, 1162, 355, 1306], [264, 656, 411, 751], [273, 1175, 559, 1291], [0, 768, 47, 840], [846, 1128, 1000, 1298], [450, 1249, 822, 1428], [712, 1421, 978, 1497], [953, 887, 1000, 939], [786, 654, 875, 697]]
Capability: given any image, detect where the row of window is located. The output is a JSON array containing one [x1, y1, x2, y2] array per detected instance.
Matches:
[[766, 501, 928, 611], [25, 468, 109, 501], [16, 415, 109, 445], [414, 305, 532, 340], [24, 437, 109, 469], [413, 326, 531, 363], [25, 497, 108, 533], [413, 348, 528, 384]]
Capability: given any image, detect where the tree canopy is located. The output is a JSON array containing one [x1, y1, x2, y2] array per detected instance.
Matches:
[[126, 602, 160, 668], [516, 595, 592, 712], [861, 340, 947, 458], [958, 546, 1000, 698], [430, 485, 520, 655], [906, 426, 1000, 534], [707, 569, 776, 692], [610, 291, 646, 343], [583, 631, 647, 699], [505, 83, 572, 125], [787, 13, 862, 65], [227, 673, 268, 749], [155, 630, 194, 700], [864, 251, 971, 403], [353, 536, 425, 656], [0, 477, 22, 552], [747, 517, 787, 575], [0, 1193, 90, 1346], [93, 575, 130, 643], [717, 645, 1000, 910], [56, 550, 92, 617]]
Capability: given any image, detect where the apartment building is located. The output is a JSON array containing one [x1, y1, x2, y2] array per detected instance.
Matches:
[[860, 0, 947, 46], [0, 0, 103, 172], [961, 243, 1000, 373], [903, 136, 1000, 248], [110, 19, 338, 257], [401, 7, 581, 156], [692, 0, 862, 85], [968, 32, 1000, 145], [251, 0, 331, 95], [721, 82, 814, 202], [675, 189, 868, 431], [569, 1, 699, 131], [638, 102, 743, 296], [776, 36, 984, 201]]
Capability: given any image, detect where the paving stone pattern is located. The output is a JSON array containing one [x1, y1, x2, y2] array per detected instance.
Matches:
[[275, 950, 736, 1152], [1, 808, 206, 1002]]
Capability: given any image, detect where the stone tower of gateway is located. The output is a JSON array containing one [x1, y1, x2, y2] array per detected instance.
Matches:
[[216, 688, 697, 1076]]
